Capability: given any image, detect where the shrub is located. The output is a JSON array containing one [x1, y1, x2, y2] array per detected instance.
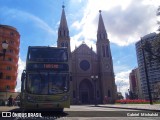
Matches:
[[115, 99, 150, 104]]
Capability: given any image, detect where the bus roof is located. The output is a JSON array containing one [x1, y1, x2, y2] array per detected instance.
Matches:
[[28, 46, 67, 49]]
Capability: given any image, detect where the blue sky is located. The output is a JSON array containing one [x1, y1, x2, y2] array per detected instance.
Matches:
[[0, 0, 159, 96]]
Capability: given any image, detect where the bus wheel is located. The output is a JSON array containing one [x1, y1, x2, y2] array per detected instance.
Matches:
[[57, 108, 64, 112]]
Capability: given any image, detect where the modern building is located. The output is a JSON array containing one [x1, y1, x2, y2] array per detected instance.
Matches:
[[129, 68, 143, 99], [57, 6, 116, 104], [129, 68, 137, 99], [135, 33, 160, 100], [134, 68, 143, 99], [0, 25, 20, 94]]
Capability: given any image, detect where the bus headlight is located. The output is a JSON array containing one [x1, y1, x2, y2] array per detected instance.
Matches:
[[27, 96, 35, 102], [60, 95, 68, 101]]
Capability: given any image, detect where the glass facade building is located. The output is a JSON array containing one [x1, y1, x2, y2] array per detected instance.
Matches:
[[135, 33, 160, 100]]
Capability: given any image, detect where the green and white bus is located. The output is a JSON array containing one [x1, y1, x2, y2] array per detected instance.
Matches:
[[20, 46, 70, 111]]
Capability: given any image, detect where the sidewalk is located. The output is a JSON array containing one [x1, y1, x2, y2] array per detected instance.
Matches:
[[0, 104, 160, 112], [98, 104, 160, 111], [0, 106, 19, 112]]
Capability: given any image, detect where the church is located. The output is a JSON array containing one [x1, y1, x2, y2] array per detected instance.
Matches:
[[57, 6, 116, 104]]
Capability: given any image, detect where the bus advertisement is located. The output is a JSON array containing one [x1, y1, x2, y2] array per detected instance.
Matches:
[[20, 46, 70, 111]]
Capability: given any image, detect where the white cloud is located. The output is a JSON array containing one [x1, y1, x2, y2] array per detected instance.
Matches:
[[115, 69, 131, 97], [70, 0, 159, 47], [15, 58, 25, 92]]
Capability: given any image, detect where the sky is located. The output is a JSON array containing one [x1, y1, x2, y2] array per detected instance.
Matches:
[[0, 0, 159, 97]]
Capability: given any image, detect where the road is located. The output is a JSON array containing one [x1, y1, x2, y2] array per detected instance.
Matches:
[[0, 105, 160, 120]]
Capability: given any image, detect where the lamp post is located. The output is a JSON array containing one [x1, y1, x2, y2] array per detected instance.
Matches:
[[0, 40, 9, 60], [0, 41, 9, 105], [91, 75, 98, 106], [141, 39, 153, 105], [0, 41, 9, 79], [5, 86, 9, 105]]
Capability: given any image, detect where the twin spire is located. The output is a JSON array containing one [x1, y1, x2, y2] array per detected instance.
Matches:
[[58, 6, 108, 40]]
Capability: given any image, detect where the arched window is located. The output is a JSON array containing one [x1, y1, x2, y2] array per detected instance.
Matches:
[[103, 34, 105, 39], [64, 31, 65, 36], [59, 30, 61, 36], [106, 45, 109, 57], [61, 43, 64, 47], [102, 45, 105, 57], [65, 42, 68, 48]]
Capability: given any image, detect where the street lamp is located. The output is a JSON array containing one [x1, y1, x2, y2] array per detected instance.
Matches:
[[0, 40, 9, 60], [0, 40, 9, 79], [141, 39, 153, 105], [91, 75, 98, 106], [5, 86, 9, 105]]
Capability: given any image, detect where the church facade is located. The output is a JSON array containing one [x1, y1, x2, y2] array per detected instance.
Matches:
[[57, 6, 116, 104]]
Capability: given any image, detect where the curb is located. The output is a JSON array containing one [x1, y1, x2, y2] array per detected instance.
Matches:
[[97, 105, 160, 112]]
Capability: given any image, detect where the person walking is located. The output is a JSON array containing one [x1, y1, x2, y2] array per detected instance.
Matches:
[[8, 95, 13, 106]]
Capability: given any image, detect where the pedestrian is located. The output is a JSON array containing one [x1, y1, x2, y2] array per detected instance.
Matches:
[[8, 95, 13, 107]]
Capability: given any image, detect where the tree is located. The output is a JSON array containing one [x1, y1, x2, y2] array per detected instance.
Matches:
[[142, 6, 160, 63], [143, 36, 160, 63]]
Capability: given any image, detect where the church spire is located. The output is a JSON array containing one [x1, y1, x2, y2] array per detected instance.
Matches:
[[58, 5, 69, 39], [97, 10, 108, 40], [59, 5, 68, 29], [57, 5, 70, 53]]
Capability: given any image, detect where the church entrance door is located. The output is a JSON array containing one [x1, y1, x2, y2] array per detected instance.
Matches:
[[79, 79, 93, 104], [81, 91, 89, 104]]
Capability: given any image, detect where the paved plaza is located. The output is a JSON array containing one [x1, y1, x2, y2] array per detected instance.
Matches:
[[0, 104, 160, 112], [0, 104, 160, 120]]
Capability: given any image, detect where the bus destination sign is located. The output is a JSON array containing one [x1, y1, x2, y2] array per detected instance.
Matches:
[[27, 63, 68, 71], [44, 64, 59, 69]]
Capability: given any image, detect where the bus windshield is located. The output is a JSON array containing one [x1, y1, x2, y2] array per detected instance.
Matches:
[[28, 48, 68, 62], [27, 73, 69, 95]]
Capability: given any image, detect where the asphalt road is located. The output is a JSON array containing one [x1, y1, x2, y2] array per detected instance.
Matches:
[[0, 105, 160, 120]]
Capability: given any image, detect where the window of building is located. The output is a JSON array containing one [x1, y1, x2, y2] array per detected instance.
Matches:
[[65, 42, 68, 48], [10, 32, 14, 36], [80, 60, 90, 71], [6, 76, 11, 80], [64, 31, 65, 36], [10, 40, 14, 44], [59, 30, 61, 36], [8, 58, 12, 61], [0, 72, 3, 79], [6, 66, 12, 70], [106, 45, 109, 57], [6, 85, 10, 90], [61, 43, 64, 47], [102, 45, 105, 57], [9, 49, 13, 53]]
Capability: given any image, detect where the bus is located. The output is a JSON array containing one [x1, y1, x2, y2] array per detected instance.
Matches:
[[20, 46, 70, 111]]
